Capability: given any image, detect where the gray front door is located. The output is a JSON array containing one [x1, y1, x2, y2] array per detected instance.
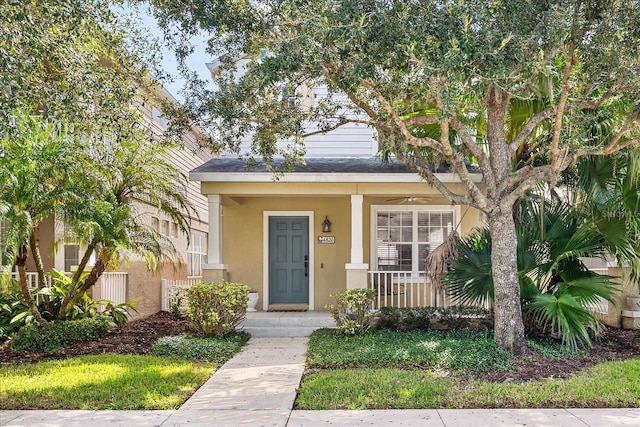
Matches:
[[269, 216, 309, 304]]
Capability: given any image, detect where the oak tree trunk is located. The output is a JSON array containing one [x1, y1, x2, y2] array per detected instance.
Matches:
[[488, 207, 528, 355]]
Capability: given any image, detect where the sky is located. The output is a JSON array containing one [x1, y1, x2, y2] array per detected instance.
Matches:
[[123, 4, 214, 100]]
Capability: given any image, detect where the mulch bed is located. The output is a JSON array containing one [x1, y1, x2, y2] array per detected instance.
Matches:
[[473, 327, 640, 382], [1, 312, 639, 383]]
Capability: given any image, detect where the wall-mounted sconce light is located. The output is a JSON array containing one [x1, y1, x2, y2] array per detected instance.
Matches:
[[322, 215, 332, 233]]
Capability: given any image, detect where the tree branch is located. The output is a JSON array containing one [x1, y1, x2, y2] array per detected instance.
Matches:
[[509, 107, 556, 153], [549, 42, 576, 171], [392, 147, 476, 207], [448, 116, 495, 189], [360, 80, 442, 150]]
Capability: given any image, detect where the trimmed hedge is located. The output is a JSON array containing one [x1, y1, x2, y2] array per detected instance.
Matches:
[[186, 282, 249, 336], [374, 306, 493, 331], [11, 317, 111, 353]]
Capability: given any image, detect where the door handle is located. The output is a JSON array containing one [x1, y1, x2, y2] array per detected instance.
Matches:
[[304, 255, 309, 277]]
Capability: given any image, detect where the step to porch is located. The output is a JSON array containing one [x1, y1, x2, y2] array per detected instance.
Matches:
[[239, 311, 335, 337]]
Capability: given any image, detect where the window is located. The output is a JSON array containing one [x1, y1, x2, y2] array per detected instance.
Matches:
[[187, 230, 207, 277], [152, 107, 168, 129], [61, 221, 95, 272], [171, 222, 179, 238], [372, 206, 458, 274], [161, 220, 170, 236], [151, 217, 159, 232]]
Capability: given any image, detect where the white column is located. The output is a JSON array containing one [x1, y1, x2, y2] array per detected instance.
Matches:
[[345, 194, 368, 289], [350, 194, 364, 264], [203, 195, 227, 279]]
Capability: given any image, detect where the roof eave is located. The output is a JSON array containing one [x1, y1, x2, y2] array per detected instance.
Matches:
[[189, 171, 483, 183]]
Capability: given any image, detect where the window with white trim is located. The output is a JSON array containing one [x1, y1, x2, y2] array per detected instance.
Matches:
[[187, 230, 207, 277], [372, 206, 457, 275], [62, 222, 95, 272]]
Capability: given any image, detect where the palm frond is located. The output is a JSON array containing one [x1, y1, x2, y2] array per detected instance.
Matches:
[[425, 231, 460, 291]]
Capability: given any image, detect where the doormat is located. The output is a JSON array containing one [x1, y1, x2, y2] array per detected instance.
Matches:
[[268, 309, 308, 312], [267, 304, 309, 312]]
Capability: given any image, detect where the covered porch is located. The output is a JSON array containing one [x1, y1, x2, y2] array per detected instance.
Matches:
[[190, 157, 483, 311]]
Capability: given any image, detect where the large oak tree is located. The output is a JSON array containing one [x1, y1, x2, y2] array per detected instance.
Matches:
[[147, 0, 640, 354]]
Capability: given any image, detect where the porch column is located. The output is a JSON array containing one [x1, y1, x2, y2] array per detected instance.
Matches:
[[345, 194, 369, 289], [202, 194, 228, 282]]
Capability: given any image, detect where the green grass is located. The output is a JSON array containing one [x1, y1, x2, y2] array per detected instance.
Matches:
[[307, 328, 514, 372], [296, 359, 640, 409], [0, 354, 217, 410], [300, 328, 640, 409]]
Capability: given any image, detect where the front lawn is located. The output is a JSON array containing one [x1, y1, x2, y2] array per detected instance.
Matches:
[[296, 329, 640, 409], [0, 331, 249, 410], [0, 354, 215, 410]]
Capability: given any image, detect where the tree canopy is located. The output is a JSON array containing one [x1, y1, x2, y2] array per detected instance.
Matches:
[[147, 0, 639, 354]]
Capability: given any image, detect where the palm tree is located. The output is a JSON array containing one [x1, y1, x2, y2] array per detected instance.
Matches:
[[56, 126, 195, 319], [444, 190, 622, 348], [1, 112, 196, 322], [0, 112, 83, 323]]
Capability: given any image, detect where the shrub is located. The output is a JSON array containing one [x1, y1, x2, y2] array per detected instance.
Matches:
[[153, 332, 250, 362], [325, 288, 376, 335], [185, 281, 249, 336], [374, 306, 492, 331], [11, 317, 111, 352]]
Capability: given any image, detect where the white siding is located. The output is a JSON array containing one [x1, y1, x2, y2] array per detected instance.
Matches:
[[229, 83, 378, 158]]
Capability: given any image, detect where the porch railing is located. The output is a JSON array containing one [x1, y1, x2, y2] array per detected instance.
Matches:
[[368, 271, 449, 309], [161, 278, 202, 312]]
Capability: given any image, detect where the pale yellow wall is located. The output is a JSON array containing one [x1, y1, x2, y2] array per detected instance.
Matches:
[[217, 186, 484, 310], [222, 196, 351, 310]]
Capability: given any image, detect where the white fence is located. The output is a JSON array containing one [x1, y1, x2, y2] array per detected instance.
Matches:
[[96, 272, 128, 305], [161, 278, 202, 312], [368, 271, 449, 309], [9, 272, 45, 289]]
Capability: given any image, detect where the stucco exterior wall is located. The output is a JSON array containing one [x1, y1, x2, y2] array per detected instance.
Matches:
[[222, 196, 351, 310], [211, 180, 484, 310]]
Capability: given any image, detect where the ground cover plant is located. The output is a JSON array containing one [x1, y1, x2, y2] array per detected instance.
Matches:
[[0, 312, 248, 409], [153, 332, 250, 361], [297, 327, 640, 409], [307, 328, 514, 372]]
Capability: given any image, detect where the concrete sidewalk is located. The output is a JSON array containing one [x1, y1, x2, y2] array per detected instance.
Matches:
[[2, 336, 640, 426]]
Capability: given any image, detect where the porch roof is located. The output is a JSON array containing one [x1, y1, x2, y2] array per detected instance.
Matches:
[[190, 156, 482, 183]]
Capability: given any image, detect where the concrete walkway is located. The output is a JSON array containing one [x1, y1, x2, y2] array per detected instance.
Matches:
[[2, 336, 640, 426]]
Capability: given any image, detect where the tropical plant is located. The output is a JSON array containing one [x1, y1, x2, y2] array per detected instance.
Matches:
[[39, 270, 138, 325], [0, 279, 36, 340], [0, 112, 83, 323], [56, 133, 193, 319], [445, 193, 619, 348], [570, 152, 640, 286]]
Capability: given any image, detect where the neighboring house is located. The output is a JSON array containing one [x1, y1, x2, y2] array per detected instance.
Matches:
[[20, 85, 213, 317]]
